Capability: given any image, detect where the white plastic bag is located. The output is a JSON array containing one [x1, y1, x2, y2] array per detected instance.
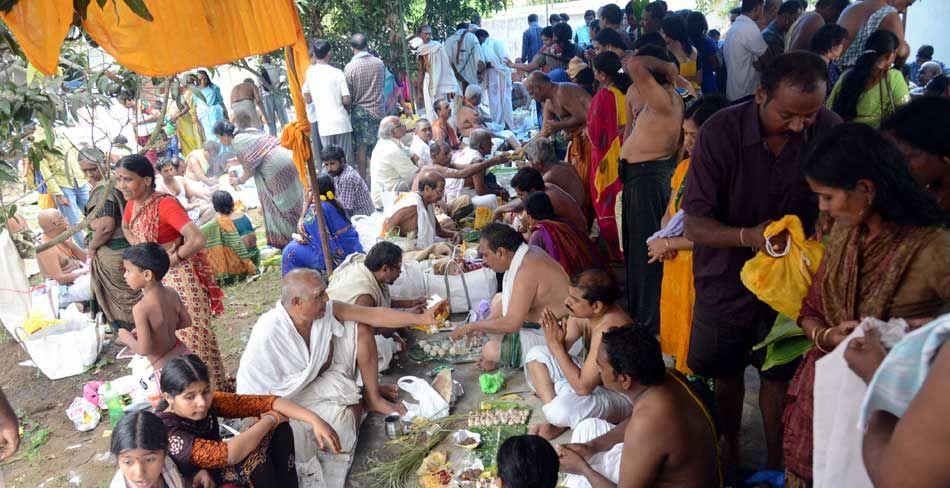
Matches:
[[66, 397, 101, 431], [390, 260, 429, 300], [424, 262, 497, 313], [16, 318, 103, 380], [398, 376, 450, 421], [351, 213, 386, 252]]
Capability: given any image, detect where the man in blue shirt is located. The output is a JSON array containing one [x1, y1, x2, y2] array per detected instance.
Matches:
[[573, 10, 596, 49], [521, 14, 543, 63]]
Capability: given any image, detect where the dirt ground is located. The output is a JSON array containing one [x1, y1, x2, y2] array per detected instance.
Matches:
[[0, 252, 768, 488], [0, 265, 283, 488]]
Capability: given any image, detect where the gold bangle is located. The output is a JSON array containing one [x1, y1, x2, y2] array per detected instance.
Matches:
[[739, 227, 746, 246], [815, 328, 831, 354]]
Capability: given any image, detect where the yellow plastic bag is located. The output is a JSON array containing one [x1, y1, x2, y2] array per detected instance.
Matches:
[[740, 215, 824, 320]]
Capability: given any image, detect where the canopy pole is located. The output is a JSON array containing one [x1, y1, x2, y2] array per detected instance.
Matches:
[[396, 0, 421, 114], [286, 47, 335, 276]]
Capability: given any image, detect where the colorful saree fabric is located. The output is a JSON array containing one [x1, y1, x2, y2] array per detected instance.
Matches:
[[783, 223, 949, 484], [587, 85, 626, 259], [201, 215, 258, 285], [85, 181, 140, 328], [281, 202, 363, 276], [231, 128, 304, 249], [528, 219, 602, 277], [658, 159, 694, 374]]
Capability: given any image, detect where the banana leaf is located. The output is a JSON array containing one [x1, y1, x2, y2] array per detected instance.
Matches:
[[755, 313, 812, 371], [753, 314, 803, 351], [761, 336, 813, 371]]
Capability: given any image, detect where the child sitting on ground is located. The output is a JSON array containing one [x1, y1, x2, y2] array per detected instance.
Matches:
[[119, 243, 191, 401]]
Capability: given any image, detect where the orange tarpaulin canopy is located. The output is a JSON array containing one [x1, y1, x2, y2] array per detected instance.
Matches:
[[1, 0, 313, 186], [1, 0, 307, 78]]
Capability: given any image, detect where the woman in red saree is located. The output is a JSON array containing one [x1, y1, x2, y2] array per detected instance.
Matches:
[[117, 155, 231, 392], [783, 124, 950, 487], [586, 52, 630, 260], [523, 191, 603, 277]]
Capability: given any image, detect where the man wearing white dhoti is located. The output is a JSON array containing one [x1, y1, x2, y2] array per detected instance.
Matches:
[[443, 22, 484, 92], [380, 171, 458, 248], [525, 269, 633, 440], [555, 326, 720, 488], [475, 29, 515, 130], [451, 223, 570, 371], [369, 116, 419, 209], [326, 243, 429, 416], [411, 27, 460, 121], [235, 269, 439, 464]]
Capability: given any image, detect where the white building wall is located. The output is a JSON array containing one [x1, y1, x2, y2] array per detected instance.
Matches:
[[905, 1, 950, 64]]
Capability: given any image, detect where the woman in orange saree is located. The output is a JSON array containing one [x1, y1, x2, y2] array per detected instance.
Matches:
[[587, 52, 629, 260], [650, 95, 729, 374], [117, 155, 231, 392]]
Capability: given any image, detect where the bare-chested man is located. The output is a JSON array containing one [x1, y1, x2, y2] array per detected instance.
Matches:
[[785, 0, 850, 52], [451, 222, 570, 371], [522, 136, 586, 207], [381, 170, 459, 249], [414, 140, 509, 216], [836, 0, 914, 68], [495, 167, 588, 235], [618, 45, 684, 335], [229, 78, 266, 129], [36, 208, 91, 307], [526, 269, 633, 440], [556, 326, 719, 488], [457, 85, 522, 150], [525, 71, 593, 213]]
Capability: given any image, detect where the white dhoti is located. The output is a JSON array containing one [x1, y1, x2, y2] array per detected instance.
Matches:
[[236, 300, 363, 467], [525, 346, 632, 428], [485, 67, 514, 129], [56, 274, 92, 306], [289, 321, 362, 456], [562, 418, 624, 488]]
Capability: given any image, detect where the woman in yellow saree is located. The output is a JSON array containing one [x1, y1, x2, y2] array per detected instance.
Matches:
[[649, 95, 728, 373]]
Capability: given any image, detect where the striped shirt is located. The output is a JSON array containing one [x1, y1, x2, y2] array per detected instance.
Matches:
[[344, 51, 386, 119], [332, 164, 374, 217]]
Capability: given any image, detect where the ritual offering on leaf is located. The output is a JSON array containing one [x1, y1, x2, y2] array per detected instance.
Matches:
[[466, 408, 530, 427], [411, 335, 486, 363], [465, 404, 532, 468]]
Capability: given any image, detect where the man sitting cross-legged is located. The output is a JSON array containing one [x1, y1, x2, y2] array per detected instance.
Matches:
[[381, 170, 459, 249], [326, 241, 429, 416], [236, 269, 443, 463], [526, 269, 633, 439], [452, 222, 569, 371], [556, 326, 720, 488]]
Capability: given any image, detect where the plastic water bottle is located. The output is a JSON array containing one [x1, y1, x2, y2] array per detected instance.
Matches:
[[102, 382, 125, 427]]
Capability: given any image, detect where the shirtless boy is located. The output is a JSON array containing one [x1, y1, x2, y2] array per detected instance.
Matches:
[[119, 243, 191, 371], [619, 45, 684, 335], [527, 269, 634, 439], [452, 223, 569, 370], [556, 326, 719, 488]]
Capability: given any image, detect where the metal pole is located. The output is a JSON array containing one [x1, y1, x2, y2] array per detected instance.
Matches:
[[285, 47, 335, 276], [395, 0, 421, 114]]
